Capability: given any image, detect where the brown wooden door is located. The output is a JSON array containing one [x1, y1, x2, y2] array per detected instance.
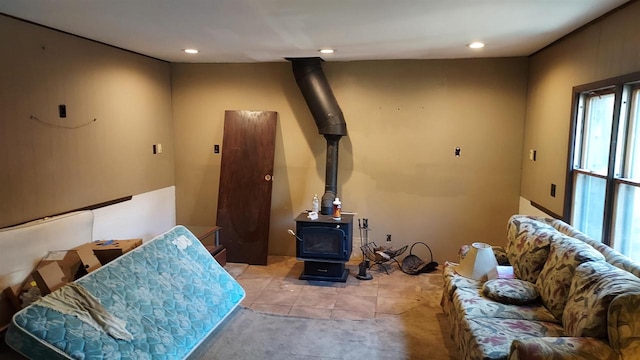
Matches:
[[216, 110, 277, 265]]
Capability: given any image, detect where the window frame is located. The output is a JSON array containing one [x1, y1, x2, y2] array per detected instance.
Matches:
[[565, 71, 640, 248]]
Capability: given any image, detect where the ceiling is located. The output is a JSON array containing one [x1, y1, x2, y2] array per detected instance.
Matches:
[[0, 0, 630, 63]]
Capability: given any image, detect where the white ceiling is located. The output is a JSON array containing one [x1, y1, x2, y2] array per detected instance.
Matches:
[[0, 0, 630, 63]]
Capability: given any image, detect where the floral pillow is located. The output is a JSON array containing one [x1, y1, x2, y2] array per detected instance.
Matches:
[[535, 236, 605, 320], [493, 246, 510, 266], [482, 278, 539, 305], [563, 261, 640, 338], [506, 216, 555, 283]]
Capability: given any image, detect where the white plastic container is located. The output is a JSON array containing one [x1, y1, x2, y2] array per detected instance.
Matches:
[[332, 197, 342, 220], [312, 194, 319, 213]]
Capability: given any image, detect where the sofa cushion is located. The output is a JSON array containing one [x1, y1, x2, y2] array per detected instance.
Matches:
[[563, 261, 640, 338], [510, 337, 617, 360], [454, 287, 558, 323], [535, 236, 605, 320], [608, 291, 640, 358], [482, 279, 539, 305], [506, 216, 555, 283], [544, 217, 640, 278], [460, 317, 565, 360]]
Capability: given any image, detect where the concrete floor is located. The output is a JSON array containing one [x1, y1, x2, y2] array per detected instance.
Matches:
[[1, 257, 449, 359]]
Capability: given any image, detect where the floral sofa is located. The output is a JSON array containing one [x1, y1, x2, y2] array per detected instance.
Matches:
[[441, 215, 640, 360]]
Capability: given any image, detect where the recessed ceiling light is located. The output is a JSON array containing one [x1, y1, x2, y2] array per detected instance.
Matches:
[[319, 49, 335, 54], [468, 42, 485, 49], [184, 48, 199, 54]]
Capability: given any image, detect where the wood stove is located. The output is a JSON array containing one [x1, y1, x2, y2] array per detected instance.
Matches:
[[295, 212, 353, 282]]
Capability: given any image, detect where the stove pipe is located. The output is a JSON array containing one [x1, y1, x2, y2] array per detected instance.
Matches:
[[287, 57, 347, 215]]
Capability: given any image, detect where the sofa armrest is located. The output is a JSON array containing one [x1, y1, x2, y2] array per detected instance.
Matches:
[[442, 261, 483, 298], [608, 291, 640, 359], [509, 337, 617, 360]]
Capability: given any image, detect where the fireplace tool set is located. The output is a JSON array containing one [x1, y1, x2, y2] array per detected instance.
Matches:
[[356, 219, 373, 280], [357, 219, 408, 278]]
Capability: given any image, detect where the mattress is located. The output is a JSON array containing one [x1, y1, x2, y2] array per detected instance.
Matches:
[[5, 225, 245, 359]]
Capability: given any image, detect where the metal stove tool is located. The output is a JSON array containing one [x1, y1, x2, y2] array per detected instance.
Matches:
[[356, 218, 373, 280]]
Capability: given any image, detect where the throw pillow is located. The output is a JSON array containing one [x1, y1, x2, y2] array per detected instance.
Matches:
[[535, 236, 605, 320], [563, 261, 640, 338], [506, 216, 556, 283], [482, 278, 539, 305], [493, 246, 510, 266]]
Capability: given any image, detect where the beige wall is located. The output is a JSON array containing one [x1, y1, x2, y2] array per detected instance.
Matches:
[[0, 14, 528, 263], [521, 1, 640, 217], [172, 58, 528, 262], [0, 15, 175, 228]]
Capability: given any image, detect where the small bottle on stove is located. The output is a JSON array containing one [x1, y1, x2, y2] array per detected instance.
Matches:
[[332, 197, 342, 220], [312, 194, 319, 213]]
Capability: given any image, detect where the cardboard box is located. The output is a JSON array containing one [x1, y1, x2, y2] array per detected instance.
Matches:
[[88, 239, 142, 265], [2, 284, 23, 313], [74, 247, 103, 273], [32, 261, 66, 295], [42, 250, 100, 281], [31, 249, 102, 295]]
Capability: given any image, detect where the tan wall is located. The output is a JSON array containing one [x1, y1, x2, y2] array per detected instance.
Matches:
[[172, 58, 528, 262], [521, 1, 640, 216], [0, 15, 175, 228]]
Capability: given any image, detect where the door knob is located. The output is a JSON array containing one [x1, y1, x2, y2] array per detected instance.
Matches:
[[264, 174, 272, 181]]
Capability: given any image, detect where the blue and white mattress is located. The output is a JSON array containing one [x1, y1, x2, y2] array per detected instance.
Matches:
[[5, 226, 245, 359]]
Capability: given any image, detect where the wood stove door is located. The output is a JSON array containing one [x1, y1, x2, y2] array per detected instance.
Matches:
[[216, 110, 277, 265]]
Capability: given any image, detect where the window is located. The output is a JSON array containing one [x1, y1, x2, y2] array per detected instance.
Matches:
[[567, 73, 640, 261]]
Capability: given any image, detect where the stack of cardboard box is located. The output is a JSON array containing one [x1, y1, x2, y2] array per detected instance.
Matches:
[[31, 239, 142, 295], [0, 238, 143, 331]]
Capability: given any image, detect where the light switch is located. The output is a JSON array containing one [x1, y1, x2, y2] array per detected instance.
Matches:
[[157, 143, 163, 154], [529, 149, 537, 161]]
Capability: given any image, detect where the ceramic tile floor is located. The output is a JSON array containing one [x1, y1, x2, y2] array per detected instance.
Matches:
[[223, 256, 444, 320]]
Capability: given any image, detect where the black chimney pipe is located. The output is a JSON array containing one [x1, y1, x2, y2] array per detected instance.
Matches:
[[287, 57, 347, 215]]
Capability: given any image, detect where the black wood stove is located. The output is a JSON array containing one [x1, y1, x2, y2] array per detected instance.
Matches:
[[294, 212, 353, 282]]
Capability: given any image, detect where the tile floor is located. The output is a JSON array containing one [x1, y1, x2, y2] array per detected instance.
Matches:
[[223, 256, 444, 320]]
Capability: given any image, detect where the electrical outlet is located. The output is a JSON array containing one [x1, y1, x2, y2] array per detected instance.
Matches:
[[551, 183, 556, 197], [386, 234, 391, 243], [152, 144, 157, 154], [58, 104, 67, 118], [157, 143, 163, 154], [214, 145, 220, 154]]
